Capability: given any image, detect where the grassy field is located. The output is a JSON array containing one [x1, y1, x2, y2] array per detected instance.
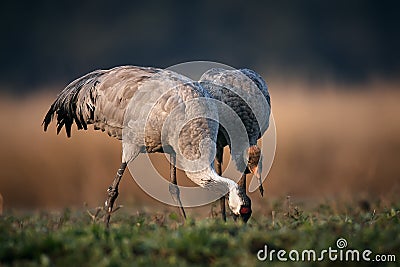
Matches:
[[1, 199, 399, 267]]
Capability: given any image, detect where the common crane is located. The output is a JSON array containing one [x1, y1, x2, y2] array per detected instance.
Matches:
[[200, 68, 271, 221], [43, 66, 252, 226]]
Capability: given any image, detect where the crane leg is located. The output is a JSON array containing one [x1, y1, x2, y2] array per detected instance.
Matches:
[[259, 180, 264, 197], [215, 147, 226, 222], [104, 162, 127, 227], [168, 153, 186, 221]]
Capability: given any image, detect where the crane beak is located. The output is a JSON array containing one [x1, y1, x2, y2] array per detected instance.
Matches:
[[251, 166, 264, 197]]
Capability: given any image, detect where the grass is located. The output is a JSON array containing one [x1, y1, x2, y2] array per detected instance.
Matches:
[[1, 200, 399, 267]]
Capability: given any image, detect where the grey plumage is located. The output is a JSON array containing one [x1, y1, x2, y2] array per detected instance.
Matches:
[[200, 68, 271, 220], [200, 68, 270, 151], [43, 65, 249, 224], [43, 66, 159, 139]]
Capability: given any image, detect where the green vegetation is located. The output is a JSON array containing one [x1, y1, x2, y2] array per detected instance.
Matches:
[[1, 201, 399, 267]]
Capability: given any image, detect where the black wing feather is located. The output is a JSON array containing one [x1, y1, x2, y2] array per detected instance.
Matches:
[[42, 70, 106, 137]]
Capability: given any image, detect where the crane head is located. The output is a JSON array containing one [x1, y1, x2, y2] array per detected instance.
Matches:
[[239, 204, 252, 223], [228, 183, 252, 223]]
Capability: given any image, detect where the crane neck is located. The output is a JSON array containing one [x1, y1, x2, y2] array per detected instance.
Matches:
[[185, 167, 237, 196]]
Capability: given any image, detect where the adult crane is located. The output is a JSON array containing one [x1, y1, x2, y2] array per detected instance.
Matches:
[[199, 68, 271, 221], [43, 65, 252, 227]]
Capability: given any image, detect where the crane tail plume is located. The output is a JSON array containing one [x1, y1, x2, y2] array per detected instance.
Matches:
[[42, 70, 105, 137]]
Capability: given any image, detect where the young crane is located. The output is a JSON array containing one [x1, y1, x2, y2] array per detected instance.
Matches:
[[200, 68, 271, 221]]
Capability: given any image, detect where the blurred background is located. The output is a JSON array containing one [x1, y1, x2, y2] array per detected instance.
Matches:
[[0, 0, 399, 214]]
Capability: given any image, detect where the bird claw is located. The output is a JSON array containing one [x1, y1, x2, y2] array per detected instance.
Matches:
[[104, 203, 123, 216], [110, 205, 123, 214], [86, 204, 123, 224], [86, 206, 104, 223]]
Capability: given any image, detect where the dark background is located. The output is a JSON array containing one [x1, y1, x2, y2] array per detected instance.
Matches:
[[1, 0, 399, 92]]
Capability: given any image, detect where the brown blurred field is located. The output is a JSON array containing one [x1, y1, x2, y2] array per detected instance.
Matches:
[[0, 80, 399, 214]]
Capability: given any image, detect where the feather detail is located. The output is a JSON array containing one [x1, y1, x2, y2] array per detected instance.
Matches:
[[42, 66, 159, 139]]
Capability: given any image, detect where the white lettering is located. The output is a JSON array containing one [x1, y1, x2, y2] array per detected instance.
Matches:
[[269, 249, 276, 261], [318, 249, 327, 261], [277, 250, 287, 261], [328, 247, 338, 261], [362, 250, 372, 261], [257, 245, 268, 261], [345, 250, 360, 261], [255, 240, 393, 263], [302, 250, 316, 261], [289, 250, 299, 261]]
